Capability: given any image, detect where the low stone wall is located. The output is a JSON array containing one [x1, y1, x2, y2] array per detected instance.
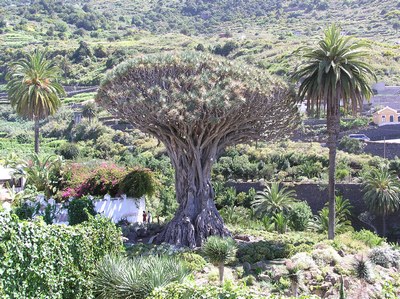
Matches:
[[364, 143, 400, 160], [227, 181, 399, 235]]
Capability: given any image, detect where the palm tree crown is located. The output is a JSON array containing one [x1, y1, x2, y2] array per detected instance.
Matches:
[[252, 182, 297, 217], [7, 50, 65, 153], [362, 168, 400, 236], [294, 24, 375, 117], [7, 50, 65, 120], [362, 168, 400, 216]]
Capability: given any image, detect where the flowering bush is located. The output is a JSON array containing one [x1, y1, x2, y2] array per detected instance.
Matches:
[[61, 163, 127, 199]]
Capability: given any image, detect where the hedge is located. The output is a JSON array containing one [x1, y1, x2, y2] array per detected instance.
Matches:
[[0, 212, 123, 299]]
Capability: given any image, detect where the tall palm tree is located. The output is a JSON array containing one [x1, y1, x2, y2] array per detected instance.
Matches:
[[7, 50, 65, 153], [292, 24, 375, 239], [252, 182, 297, 217], [362, 168, 400, 236]]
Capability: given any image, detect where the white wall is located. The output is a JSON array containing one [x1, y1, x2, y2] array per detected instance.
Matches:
[[94, 196, 146, 223]]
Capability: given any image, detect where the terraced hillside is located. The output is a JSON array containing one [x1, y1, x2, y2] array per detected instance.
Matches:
[[0, 0, 399, 86]]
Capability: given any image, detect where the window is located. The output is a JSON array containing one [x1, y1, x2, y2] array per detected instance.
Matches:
[[390, 115, 394, 122], [382, 115, 386, 123]]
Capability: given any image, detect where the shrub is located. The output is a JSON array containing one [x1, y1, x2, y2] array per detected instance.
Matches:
[[288, 201, 313, 231], [67, 196, 96, 225], [203, 236, 237, 284], [352, 229, 385, 248], [368, 246, 400, 268], [311, 245, 341, 266], [68, 164, 127, 198], [0, 213, 123, 298], [57, 142, 80, 159], [237, 240, 295, 263], [119, 168, 157, 198], [338, 136, 365, 154], [180, 252, 207, 272], [93, 255, 190, 299]]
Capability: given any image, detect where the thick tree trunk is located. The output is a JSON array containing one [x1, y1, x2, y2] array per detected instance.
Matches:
[[34, 117, 40, 154], [155, 145, 229, 248], [327, 114, 340, 240]]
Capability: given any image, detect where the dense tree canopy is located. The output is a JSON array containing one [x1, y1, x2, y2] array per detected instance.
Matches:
[[96, 52, 300, 247]]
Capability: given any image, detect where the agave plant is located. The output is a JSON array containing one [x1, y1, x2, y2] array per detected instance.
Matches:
[[203, 236, 237, 285], [93, 255, 190, 299]]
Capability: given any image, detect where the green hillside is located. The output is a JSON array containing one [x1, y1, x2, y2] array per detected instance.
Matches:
[[0, 0, 399, 85]]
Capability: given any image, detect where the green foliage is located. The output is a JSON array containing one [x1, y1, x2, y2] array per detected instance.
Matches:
[[67, 196, 96, 225], [93, 255, 190, 299], [338, 136, 366, 154], [237, 240, 299, 263], [13, 201, 38, 220], [180, 252, 207, 272], [362, 167, 400, 216], [57, 142, 80, 159], [368, 246, 400, 268], [119, 168, 157, 198], [352, 229, 386, 247], [126, 243, 185, 258], [288, 201, 313, 231], [309, 196, 353, 234], [0, 212, 123, 299], [203, 236, 237, 266], [5, 153, 64, 197], [353, 255, 374, 282], [252, 183, 297, 218], [148, 282, 260, 299], [6, 49, 65, 121]]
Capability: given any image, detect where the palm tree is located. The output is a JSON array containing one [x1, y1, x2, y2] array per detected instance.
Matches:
[[362, 168, 400, 236], [82, 102, 97, 123], [252, 182, 297, 218], [7, 50, 65, 153], [292, 24, 375, 239]]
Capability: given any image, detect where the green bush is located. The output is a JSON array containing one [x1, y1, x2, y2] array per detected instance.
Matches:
[[68, 196, 96, 225], [288, 201, 313, 231], [237, 240, 296, 263], [179, 252, 207, 272], [352, 229, 386, 247], [119, 168, 157, 198], [368, 247, 400, 268], [0, 212, 123, 299], [338, 136, 365, 154], [57, 142, 80, 159], [93, 255, 190, 299]]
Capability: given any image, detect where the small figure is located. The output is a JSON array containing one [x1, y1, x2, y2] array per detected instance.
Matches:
[[142, 211, 147, 223], [147, 210, 152, 223]]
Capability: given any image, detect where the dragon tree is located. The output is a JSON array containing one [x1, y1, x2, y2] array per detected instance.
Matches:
[[96, 52, 300, 247]]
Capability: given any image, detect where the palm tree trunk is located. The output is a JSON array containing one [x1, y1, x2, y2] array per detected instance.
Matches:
[[327, 114, 340, 240], [218, 262, 225, 285], [34, 117, 40, 154], [382, 211, 387, 237]]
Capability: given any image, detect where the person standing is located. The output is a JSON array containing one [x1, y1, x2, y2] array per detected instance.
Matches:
[[142, 211, 147, 223], [147, 211, 152, 224]]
